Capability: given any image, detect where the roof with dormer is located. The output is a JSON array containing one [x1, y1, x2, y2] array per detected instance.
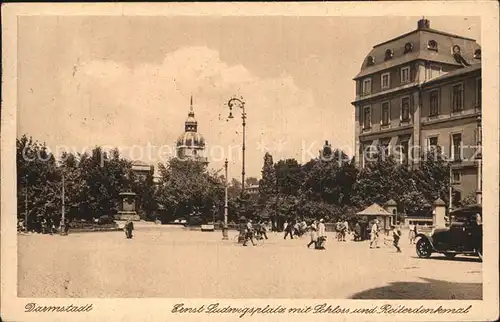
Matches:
[[354, 19, 481, 80]]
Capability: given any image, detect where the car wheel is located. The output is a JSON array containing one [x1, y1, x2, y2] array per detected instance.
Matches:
[[444, 253, 457, 259], [416, 238, 432, 258]]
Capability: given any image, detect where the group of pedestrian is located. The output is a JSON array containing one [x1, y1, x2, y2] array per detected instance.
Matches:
[[20, 216, 66, 235], [369, 219, 402, 253], [282, 219, 308, 239], [306, 219, 326, 250], [335, 219, 350, 242], [241, 219, 269, 246]]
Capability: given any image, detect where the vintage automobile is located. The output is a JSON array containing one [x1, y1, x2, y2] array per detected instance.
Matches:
[[415, 204, 482, 261]]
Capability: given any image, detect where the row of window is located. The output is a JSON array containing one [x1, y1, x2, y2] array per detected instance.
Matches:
[[361, 77, 481, 129], [362, 66, 411, 95], [361, 97, 411, 130], [360, 132, 466, 166], [366, 42, 481, 67], [429, 78, 481, 117]]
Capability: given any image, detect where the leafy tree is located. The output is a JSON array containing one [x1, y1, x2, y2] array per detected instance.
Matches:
[[227, 178, 242, 199], [76, 147, 132, 220], [155, 158, 224, 223], [17, 135, 60, 226], [351, 153, 400, 208], [457, 192, 478, 208], [130, 166, 158, 221], [259, 152, 276, 197], [301, 150, 357, 206], [275, 159, 304, 196], [245, 177, 259, 187], [413, 148, 451, 208]]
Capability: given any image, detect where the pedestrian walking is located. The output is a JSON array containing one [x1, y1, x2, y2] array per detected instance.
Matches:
[[243, 219, 256, 246], [353, 222, 361, 241], [369, 219, 380, 249], [317, 219, 327, 249], [392, 225, 402, 252], [307, 220, 318, 248], [283, 219, 294, 240], [258, 220, 268, 240], [124, 219, 134, 239], [293, 221, 300, 237]]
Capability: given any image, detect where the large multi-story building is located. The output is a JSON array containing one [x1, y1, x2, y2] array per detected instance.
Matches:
[[352, 18, 482, 207]]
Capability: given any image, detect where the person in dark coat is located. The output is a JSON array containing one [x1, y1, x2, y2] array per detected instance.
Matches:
[[125, 219, 134, 239], [284, 219, 294, 240]]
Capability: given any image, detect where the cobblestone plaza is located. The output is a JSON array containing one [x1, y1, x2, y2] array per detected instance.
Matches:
[[18, 227, 482, 299]]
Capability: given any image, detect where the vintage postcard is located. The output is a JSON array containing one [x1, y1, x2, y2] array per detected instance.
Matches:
[[1, 2, 499, 321]]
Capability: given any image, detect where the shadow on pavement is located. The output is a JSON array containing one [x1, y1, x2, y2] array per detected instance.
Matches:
[[349, 277, 482, 300], [412, 256, 482, 263]]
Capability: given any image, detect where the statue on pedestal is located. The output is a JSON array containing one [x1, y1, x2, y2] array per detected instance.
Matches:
[[115, 190, 140, 221]]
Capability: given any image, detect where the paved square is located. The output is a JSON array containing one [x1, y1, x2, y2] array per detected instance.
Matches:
[[18, 227, 482, 299]]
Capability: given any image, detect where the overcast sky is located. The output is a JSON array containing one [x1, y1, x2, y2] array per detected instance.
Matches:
[[17, 16, 481, 179]]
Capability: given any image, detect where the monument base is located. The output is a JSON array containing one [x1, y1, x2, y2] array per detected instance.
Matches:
[[115, 211, 140, 221]]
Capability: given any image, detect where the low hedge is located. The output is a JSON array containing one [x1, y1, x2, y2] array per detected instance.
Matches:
[[69, 222, 118, 230]]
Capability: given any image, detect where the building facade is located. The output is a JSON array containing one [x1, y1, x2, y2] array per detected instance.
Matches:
[[176, 96, 208, 164], [352, 18, 482, 207], [131, 160, 154, 182]]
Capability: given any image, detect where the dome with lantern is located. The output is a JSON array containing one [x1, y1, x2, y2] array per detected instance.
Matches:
[[175, 96, 208, 162]]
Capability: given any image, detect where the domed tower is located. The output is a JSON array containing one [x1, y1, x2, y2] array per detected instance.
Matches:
[[176, 96, 208, 164]]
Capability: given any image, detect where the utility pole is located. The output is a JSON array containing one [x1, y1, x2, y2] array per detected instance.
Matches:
[[222, 159, 229, 240]]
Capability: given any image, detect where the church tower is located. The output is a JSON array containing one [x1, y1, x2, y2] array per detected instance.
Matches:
[[175, 96, 208, 163]]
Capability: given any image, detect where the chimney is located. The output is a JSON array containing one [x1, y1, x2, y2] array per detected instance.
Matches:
[[417, 18, 430, 29]]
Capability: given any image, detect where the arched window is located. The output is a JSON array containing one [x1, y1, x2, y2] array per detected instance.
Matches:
[[474, 49, 481, 59], [384, 49, 394, 61], [404, 42, 414, 54], [366, 56, 375, 66], [427, 40, 438, 52]]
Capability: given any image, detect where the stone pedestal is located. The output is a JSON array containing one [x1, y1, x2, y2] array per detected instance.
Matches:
[[115, 192, 140, 221]]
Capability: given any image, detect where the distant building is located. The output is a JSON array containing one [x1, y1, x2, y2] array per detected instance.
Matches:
[[246, 184, 259, 195], [131, 160, 153, 182], [175, 96, 208, 164], [352, 18, 482, 206], [319, 140, 333, 160]]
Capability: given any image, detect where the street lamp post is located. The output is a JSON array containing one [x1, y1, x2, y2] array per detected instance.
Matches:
[[222, 158, 229, 240], [227, 97, 246, 196], [24, 175, 28, 232], [60, 173, 66, 235]]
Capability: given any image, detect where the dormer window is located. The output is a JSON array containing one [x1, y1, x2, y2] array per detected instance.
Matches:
[[366, 56, 375, 66], [404, 42, 414, 54], [474, 49, 481, 59], [384, 49, 394, 61], [427, 40, 438, 52]]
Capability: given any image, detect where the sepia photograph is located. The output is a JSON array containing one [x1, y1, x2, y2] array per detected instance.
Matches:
[[1, 2, 499, 322]]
